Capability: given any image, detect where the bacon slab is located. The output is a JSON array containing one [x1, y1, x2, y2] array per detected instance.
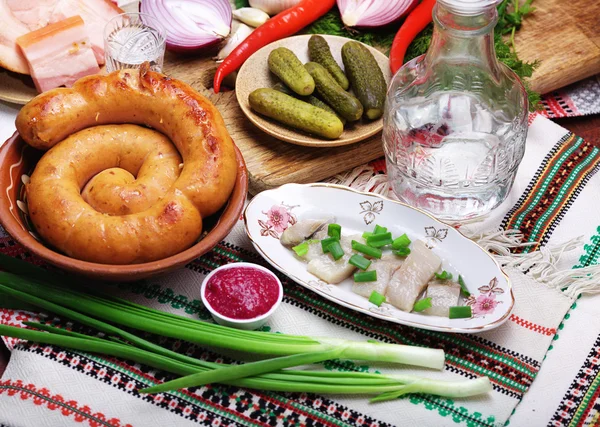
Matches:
[[17, 16, 100, 92]]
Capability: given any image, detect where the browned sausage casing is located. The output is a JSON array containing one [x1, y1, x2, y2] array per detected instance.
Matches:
[[17, 67, 238, 264]]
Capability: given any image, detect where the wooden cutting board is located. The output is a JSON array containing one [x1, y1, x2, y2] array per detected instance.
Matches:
[[161, 0, 600, 194], [513, 0, 600, 94]]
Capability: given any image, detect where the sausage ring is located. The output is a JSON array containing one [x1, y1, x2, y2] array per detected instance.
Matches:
[[16, 67, 238, 264]]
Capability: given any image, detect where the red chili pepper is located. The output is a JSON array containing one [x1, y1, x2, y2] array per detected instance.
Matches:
[[389, 0, 437, 74], [213, 0, 336, 93]]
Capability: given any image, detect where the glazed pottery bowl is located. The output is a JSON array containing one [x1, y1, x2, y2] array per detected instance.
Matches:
[[0, 132, 248, 282]]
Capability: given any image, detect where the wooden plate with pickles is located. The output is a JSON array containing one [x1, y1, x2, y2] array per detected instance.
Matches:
[[236, 34, 392, 148]]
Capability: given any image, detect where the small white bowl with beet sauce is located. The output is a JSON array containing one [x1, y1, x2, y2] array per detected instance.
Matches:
[[201, 262, 283, 330]]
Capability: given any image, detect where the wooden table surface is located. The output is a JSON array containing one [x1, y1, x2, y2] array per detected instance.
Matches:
[[0, 114, 599, 378]]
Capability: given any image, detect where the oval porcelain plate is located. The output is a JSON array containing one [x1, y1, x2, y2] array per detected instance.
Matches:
[[244, 183, 514, 333]]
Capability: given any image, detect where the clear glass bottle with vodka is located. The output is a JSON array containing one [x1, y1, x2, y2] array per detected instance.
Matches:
[[383, 0, 528, 220]]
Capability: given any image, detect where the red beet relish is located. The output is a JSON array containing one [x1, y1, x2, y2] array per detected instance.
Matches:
[[204, 266, 280, 320]]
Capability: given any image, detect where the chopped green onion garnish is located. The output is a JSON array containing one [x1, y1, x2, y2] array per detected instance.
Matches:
[[321, 237, 339, 253], [366, 232, 393, 248], [373, 225, 388, 235], [369, 291, 386, 307], [393, 247, 411, 257], [458, 275, 470, 297], [434, 271, 453, 281], [362, 231, 373, 239], [413, 298, 432, 312], [328, 224, 341, 240], [354, 270, 378, 282], [292, 242, 310, 257], [449, 306, 472, 319], [351, 241, 382, 259], [327, 241, 345, 261], [348, 254, 372, 270], [392, 234, 411, 250]]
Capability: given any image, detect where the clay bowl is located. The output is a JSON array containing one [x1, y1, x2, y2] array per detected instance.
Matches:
[[0, 132, 248, 282]]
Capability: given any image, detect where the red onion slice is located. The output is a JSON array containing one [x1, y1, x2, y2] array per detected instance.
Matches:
[[336, 0, 418, 27], [141, 0, 232, 52]]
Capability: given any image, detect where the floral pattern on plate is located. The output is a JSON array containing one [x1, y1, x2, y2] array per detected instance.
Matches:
[[359, 200, 383, 225], [466, 277, 505, 317], [258, 203, 298, 239], [424, 226, 448, 249]]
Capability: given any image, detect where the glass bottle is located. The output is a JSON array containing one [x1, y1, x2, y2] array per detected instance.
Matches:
[[383, 0, 528, 220]]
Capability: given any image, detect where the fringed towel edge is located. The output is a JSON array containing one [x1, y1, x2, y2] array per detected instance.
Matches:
[[470, 231, 599, 299]]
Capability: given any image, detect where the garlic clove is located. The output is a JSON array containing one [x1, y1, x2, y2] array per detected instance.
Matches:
[[232, 7, 270, 27], [216, 23, 254, 62], [248, 0, 303, 16]]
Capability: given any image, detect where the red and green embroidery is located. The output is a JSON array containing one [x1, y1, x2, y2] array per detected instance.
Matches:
[[550, 335, 600, 427], [549, 226, 600, 426], [575, 225, 600, 269], [509, 314, 557, 337], [501, 133, 600, 252], [0, 379, 133, 427]]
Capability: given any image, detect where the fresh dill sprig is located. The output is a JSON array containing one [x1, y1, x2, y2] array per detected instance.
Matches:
[[404, 24, 433, 62], [305, 9, 396, 52], [496, 0, 541, 109]]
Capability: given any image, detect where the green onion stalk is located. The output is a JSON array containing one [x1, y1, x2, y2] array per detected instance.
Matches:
[[0, 269, 445, 370], [0, 324, 492, 401]]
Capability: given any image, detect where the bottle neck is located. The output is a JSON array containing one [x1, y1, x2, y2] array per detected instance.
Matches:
[[425, 2, 500, 77]]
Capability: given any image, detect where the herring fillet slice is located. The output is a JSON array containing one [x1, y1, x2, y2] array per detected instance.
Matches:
[[280, 218, 331, 247], [307, 235, 361, 284], [386, 241, 442, 312], [424, 280, 461, 317], [352, 255, 404, 298], [301, 229, 328, 262]]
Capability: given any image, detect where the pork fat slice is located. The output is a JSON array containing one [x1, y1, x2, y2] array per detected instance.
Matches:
[[16, 15, 100, 92], [386, 240, 442, 312], [7, 0, 122, 65], [0, 0, 30, 73]]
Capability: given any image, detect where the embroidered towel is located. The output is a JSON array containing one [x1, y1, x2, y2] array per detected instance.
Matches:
[[1, 113, 600, 427]]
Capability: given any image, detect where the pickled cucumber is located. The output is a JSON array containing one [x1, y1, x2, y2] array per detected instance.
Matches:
[[268, 47, 315, 96], [305, 62, 363, 122], [272, 82, 347, 125], [341, 41, 387, 120], [249, 88, 344, 139], [308, 35, 349, 90]]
